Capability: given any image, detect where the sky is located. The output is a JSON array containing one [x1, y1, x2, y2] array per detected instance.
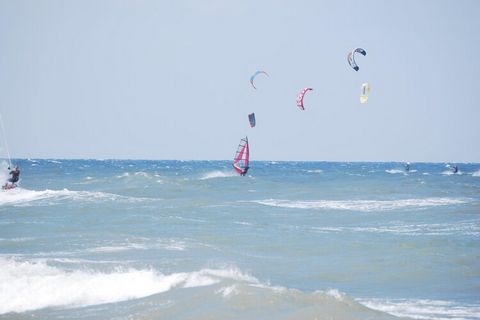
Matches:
[[0, 0, 479, 162]]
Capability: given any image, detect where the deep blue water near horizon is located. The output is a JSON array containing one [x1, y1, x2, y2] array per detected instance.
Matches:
[[0, 159, 479, 319]]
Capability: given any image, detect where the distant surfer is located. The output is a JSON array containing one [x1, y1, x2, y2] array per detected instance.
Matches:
[[452, 165, 458, 174], [404, 162, 410, 173], [3, 165, 20, 189]]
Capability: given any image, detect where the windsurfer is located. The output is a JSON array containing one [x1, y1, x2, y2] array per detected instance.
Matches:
[[241, 167, 249, 176]]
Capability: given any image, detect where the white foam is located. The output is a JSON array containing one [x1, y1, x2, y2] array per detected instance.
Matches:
[[306, 169, 323, 174], [386, 169, 406, 175], [472, 170, 480, 177], [116, 172, 130, 178], [312, 221, 479, 236], [234, 221, 253, 226], [216, 285, 239, 298], [0, 237, 34, 243], [359, 298, 480, 320], [252, 197, 468, 212], [0, 258, 257, 314], [0, 188, 153, 206], [323, 289, 346, 301], [199, 171, 237, 180], [442, 170, 464, 175], [87, 244, 146, 253]]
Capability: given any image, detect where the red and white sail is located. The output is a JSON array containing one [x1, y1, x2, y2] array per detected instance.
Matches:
[[232, 137, 249, 175]]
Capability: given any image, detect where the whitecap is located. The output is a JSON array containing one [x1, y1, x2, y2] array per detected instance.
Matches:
[[385, 169, 406, 175], [0, 258, 258, 314], [312, 221, 479, 236], [199, 171, 237, 180], [252, 197, 469, 212], [216, 285, 239, 297], [358, 298, 480, 320], [0, 188, 154, 206]]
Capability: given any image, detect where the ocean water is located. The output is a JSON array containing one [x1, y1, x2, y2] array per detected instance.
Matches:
[[0, 159, 479, 320]]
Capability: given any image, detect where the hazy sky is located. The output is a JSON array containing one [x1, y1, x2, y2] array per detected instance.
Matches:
[[0, 0, 479, 162]]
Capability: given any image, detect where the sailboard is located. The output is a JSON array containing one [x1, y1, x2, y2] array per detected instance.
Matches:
[[232, 137, 250, 176]]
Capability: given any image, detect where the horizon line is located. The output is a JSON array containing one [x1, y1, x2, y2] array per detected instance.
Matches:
[[5, 158, 479, 165]]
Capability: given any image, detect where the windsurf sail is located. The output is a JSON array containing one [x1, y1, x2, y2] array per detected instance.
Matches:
[[248, 113, 256, 127], [233, 137, 250, 176]]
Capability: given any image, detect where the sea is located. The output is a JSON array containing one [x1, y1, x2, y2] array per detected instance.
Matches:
[[0, 159, 479, 320]]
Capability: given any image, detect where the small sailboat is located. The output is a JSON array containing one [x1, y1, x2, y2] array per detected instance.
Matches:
[[232, 137, 250, 176]]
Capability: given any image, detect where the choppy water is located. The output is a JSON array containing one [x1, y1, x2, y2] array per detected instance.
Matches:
[[0, 160, 479, 319]]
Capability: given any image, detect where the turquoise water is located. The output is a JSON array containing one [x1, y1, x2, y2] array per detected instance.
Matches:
[[0, 160, 479, 319]]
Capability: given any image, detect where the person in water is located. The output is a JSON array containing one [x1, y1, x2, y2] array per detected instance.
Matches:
[[404, 162, 410, 172], [241, 167, 249, 176], [6, 165, 20, 186], [452, 165, 458, 174]]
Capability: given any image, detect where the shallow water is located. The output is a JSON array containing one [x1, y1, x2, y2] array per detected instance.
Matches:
[[0, 160, 479, 319]]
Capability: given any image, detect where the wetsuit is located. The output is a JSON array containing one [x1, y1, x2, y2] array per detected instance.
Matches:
[[8, 168, 20, 183]]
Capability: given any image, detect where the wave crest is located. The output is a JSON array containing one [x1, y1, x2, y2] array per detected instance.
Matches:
[[252, 197, 468, 212], [0, 188, 152, 206], [0, 258, 257, 314]]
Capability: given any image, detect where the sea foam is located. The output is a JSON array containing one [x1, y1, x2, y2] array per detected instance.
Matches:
[[0, 188, 153, 206], [359, 298, 480, 320], [252, 197, 468, 212], [200, 171, 237, 180], [0, 258, 257, 314]]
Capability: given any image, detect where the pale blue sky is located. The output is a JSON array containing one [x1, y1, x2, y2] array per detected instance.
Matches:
[[0, 0, 479, 162]]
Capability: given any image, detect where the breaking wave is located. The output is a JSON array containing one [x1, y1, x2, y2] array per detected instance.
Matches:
[[0, 258, 257, 314], [252, 197, 469, 212], [385, 169, 406, 175], [359, 298, 480, 320], [311, 221, 479, 236], [0, 188, 154, 206]]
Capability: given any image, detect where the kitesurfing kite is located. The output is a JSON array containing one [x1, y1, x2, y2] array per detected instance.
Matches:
[[296, 87, 313, 110], [233, 137, 250, 176], [248, 113, 256, 128], [360, 82, 370, 104], [347, 48, 367, 71], [250, 71, 269, 89], [0, 113, 17, 190]]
